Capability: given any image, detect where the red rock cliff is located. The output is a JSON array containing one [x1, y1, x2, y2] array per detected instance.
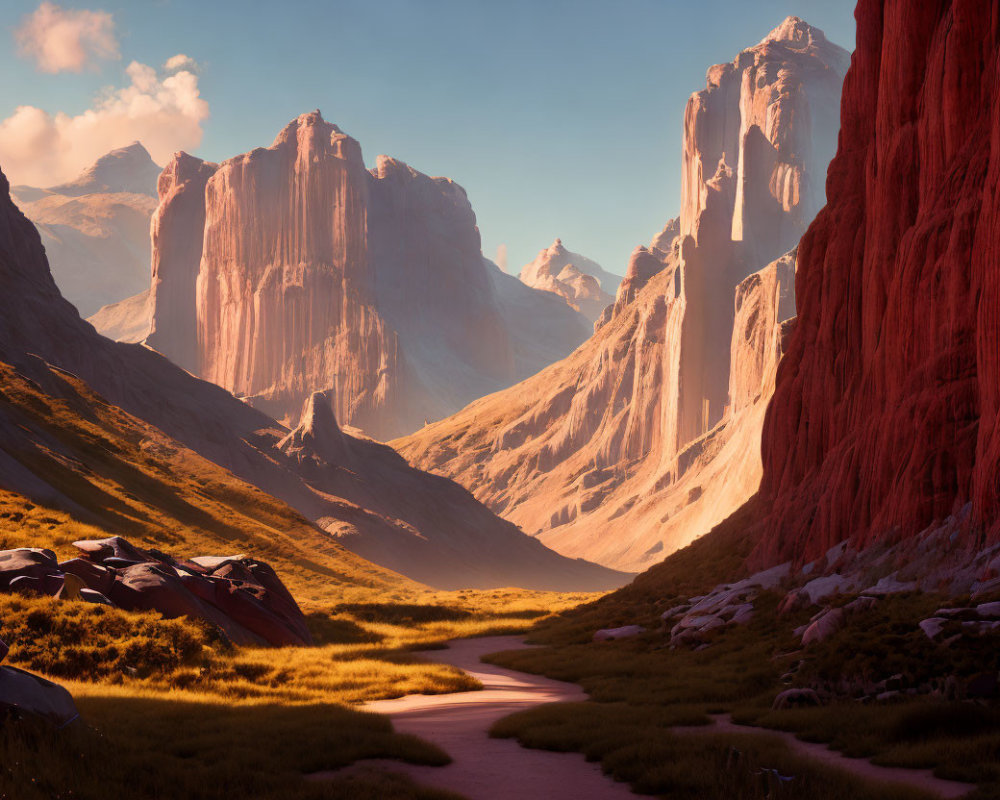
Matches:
[[754, 0, 1000, 564]]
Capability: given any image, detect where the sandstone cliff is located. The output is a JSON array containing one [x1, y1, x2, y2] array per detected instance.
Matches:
[[748, 0, 1000, 565], [396, 18, 846, 572], [12, 143, 160, 317], [0, 162, 628, 591], [519, 239, 619, 323], [139, 111, 588, 439]]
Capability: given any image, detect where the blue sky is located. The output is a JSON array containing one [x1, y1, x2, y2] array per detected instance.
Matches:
[[0, 0, 856, 276]]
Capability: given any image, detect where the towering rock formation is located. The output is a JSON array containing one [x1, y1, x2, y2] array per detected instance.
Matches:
[[747, 0, 1000, 566], [519, 239, 619, 323], [0, 161, 627, 591], [674, 16, 846, 445], [137, 111, 589, 438], [396, 18, 846, 572], [11, 143, 160, 316]]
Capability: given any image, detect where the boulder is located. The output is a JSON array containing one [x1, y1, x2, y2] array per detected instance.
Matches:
[[801, 574, 853, 604], [801, 607, 845, 645], [593, 625, 646, 642], [58, 558, 115, 594], [919, 618, 948, 640], [772, 688, 821, 710], [976, 602, 1000, 619], [72, 536, 155, 565], [0, 666, 78, 727], [0, 548, 60, 589]]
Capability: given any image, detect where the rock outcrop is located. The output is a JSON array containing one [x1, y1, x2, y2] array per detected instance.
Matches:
[[519, 239, 619, 323], [138, 111, 589, 438], [0, 539, 312, 647], [0, 161, 626, 591], [749, 0, 1000, 565], [12, 143, 160, 317], [396, 18, 845, 572]]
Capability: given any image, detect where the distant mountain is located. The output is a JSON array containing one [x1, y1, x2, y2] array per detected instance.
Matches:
[[396, 18, 847, 572], [12, 142, 160, 317], [0, 163, 626, 591], [518, 239, 619, 323], [94, 113, 591, 439]]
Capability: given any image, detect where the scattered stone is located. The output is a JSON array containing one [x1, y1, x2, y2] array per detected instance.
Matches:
[[976, 601, 1000, 618], [772, 688, 821, 710], [801, 607, 845, 645], [0, 540, 311, 647], [919, 618, 947, 640], [801, 574, 853, 604], [594, 625, 646, 642], [0, 666, 78, 727]]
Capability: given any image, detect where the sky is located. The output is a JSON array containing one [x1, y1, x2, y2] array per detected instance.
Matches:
[[0, 0, 857, 277]]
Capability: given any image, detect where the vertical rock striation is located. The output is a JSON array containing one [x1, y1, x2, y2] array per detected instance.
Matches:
[[144, 152, 218, 373], [675, 16, 846, 446], [141, 111, 587, 439], [396, 18, 846, 571], [0, 159, 628, 591], [751, 0, 1000, 565]]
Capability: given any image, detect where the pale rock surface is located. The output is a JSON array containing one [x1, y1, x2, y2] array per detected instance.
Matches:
[[13, 142, 160, 317], [140, 111, 587, 438], [397, 19, 845, 572], [86, 289, 151, 343], [0, 161, 628, 592], [519, 239, 619, 323]]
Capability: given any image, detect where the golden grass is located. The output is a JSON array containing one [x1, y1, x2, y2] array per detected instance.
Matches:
[[0, 359, 414, 604]]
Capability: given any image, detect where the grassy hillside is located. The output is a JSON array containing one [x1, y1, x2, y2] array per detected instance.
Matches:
[[0, 358, 412, 603]]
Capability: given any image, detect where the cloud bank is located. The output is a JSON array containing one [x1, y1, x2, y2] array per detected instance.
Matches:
[[15, 2, 119, 74], [0, 56, 210, 187]]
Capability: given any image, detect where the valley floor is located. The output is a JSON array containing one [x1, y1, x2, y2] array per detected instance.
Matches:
[[312, 636, 636, 799]]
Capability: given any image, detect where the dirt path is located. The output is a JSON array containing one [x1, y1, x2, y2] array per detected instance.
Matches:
[[310, 635, 635, 800], [672, 714, 975, 799], [312, 636, 976, 800]]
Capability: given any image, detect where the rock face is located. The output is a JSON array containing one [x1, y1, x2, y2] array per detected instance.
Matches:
[[519, 239, 619, 323], [396, 18, 845, 572], [485, 258, 592, 379], [750, 0, 1000, 565], [0, 162, 626, 591], [0, 539, 313, 647], [12, 143, 159, 317], [674, 16, 846, 445], [139, 111, 588, 438]]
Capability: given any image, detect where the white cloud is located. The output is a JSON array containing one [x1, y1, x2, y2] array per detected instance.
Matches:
[[0, 56, 210, 187], [15, 2, 119, 74], [163, 53, 197, 73]]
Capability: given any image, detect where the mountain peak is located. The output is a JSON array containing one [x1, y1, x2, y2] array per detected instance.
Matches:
[[759, 16, 827, 48], [49, 141, 161, 197]]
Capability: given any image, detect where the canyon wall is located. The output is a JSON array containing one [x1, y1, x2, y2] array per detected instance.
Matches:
[[397, 18, 845, 571], [139, 111, 588, 438], [0, 162, 627, 591], [751, 0, 1000, 565]]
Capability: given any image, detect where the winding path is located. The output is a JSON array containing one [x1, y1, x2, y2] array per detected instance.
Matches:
[[314, 636, 976, 800], [314, 635, 635, 800]]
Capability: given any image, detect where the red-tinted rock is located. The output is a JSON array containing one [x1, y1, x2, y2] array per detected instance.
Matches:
[[0, 549, 59, 589], [0, 666, 78, 726], [753, 0, 1000, 565]]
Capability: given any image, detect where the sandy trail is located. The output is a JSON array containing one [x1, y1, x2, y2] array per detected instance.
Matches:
[[311, 635, 635, 800], [672, 715, 975, 799], [312, 636, 976, 800]]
